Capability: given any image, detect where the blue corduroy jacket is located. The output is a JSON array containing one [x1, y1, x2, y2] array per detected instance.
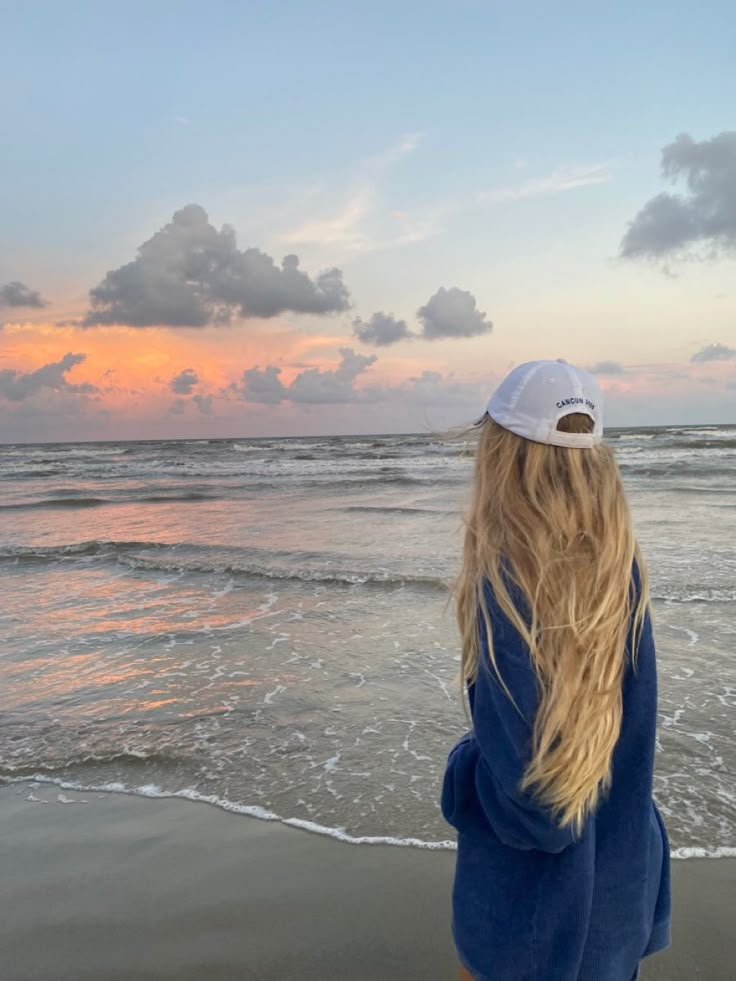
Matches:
[[441, 567, 671, 981]]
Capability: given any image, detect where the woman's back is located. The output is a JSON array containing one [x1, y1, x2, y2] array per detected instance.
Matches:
[[441, 360, 671, 981], [443, 567, 670, 980]]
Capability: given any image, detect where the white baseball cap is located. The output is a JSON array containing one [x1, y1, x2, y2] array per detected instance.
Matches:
[[485, 359, 604, 448]]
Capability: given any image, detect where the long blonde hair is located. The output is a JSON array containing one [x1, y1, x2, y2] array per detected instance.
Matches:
[[452, 411, 650, 835]]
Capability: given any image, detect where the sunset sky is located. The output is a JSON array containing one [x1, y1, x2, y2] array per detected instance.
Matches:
[[1, 0, 735, 442]]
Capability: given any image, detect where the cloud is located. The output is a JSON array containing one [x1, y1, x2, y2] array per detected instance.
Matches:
[[169, 392, 214, 416], [0, 281, 47, 308], [0, 352, 97, 402], [365, 369, 483, 407], [620, 131, 736, 260], [288, 349, 376, 403], [84, 204, 351, 327], [170, 368, 199, 394], [192, 393, 213, 415], [277, 133, 435, 254], [236, 347, 376, 404], [587, 361, 625, 375], [236, 353, 483, 411], [690, 343, 736, 363], [362, 132, 423, 174], [168, 367, 214, 415], [281, 189, 376, 250], [352, 312, 412, 347], [479, 164, 610, 204], [238, 365, 287, 404], [417, 287, 492, 340], [280, 187, 435, 254]]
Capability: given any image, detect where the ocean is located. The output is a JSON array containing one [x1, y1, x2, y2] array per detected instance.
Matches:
[[1, 425, 734, 858]]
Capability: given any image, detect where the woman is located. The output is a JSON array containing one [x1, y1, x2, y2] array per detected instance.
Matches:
[[441, 359, 671, 981]]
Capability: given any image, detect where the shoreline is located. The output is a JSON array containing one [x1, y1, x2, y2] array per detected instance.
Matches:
[[2, 783, 735, 980], [5, 774, 734, 858]]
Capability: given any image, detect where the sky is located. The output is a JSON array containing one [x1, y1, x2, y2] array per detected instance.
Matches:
[[1, 0, 735, 442]]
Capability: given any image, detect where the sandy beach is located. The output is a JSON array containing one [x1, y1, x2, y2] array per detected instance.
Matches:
[[0, 783, 733, 981]]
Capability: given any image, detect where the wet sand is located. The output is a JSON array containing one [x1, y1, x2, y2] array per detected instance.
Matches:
[[0, 783, 733, 980]]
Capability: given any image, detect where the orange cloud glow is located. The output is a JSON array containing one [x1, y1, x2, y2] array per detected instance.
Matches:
[[0, 317, 375, 413]]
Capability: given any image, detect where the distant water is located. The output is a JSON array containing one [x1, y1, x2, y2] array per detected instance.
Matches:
[[1, 425, 734, 857]]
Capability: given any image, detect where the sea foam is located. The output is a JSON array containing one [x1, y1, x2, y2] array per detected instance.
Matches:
[[3, 775, 733, 859]]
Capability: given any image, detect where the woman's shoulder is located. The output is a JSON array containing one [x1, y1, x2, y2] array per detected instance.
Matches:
[[478, 562, 532, 637]]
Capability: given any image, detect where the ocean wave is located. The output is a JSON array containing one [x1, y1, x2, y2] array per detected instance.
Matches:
[[0, 749, 170, 774], [0, 539, 160, 561], [671, 846, 736, 859], [673, 438, 736, 450], [0, 774, 457, 849], [607, 432, 658, 441], [251, 474, 449, 491], [0, 497, 110, 509], [58, 446, 122, 456], [0, 537, 449, 589], [4, 538, 733, 602], [0, 468, 66, 479], [4, 438, 470, 484], [337, 505, 450, 515], [651, 589, 736, 604], [663, 427, 736, 439], [1, 446, 124, 460], [118, 552, 448, 589], [663, 486, 736, 495], [2, 467, 454, 487], [619, 464, 736, 478], [2, 775, 732, 858], [138, 492, 218, 503], [0, 491, 223, 511]]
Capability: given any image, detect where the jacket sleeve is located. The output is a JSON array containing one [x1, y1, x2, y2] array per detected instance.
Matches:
[[441, 578, 578, 853]]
